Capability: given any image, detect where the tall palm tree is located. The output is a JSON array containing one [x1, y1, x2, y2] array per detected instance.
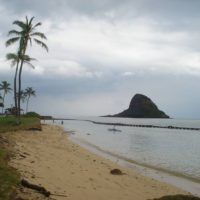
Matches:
[[24, 87, 36, 113], [6, 53, 35, 116], [6, 16, 48, 117], [0, 81, 12, 113], [6, 29, 23, 117]]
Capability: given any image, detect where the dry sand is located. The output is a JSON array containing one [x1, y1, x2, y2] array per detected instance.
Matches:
[[8, 124, 189, 200]]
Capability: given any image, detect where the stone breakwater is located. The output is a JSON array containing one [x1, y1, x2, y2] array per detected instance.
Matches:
[[86, 120, 200, 131]]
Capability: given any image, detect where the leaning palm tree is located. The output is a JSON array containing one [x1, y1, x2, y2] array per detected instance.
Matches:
[[24, 87, 36, 113], [6, 16, 48, 117], [6, 53, 35, 116], [0, 81, 12, 113]]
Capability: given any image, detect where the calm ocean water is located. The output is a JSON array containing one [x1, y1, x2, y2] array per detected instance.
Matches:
[[51, 117, 200, 183]]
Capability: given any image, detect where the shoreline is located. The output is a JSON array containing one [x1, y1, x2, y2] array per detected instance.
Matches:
[[7, 124, 194, 199], [70, 136, 200, 197]]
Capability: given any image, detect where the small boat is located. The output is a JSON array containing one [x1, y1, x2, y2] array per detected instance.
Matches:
[[108, 126, 122, 132]]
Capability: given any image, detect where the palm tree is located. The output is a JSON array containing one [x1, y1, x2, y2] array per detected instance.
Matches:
[[6, 53, 35, 116], [6, 16, 48, 117], [24, 87, 36, 113], [0, 81, 12, 113]]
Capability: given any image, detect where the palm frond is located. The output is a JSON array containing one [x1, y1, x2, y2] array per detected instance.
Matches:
[[32, 22, 42, 29], [25, 16, 28, 25], [23, 54, 37, 62], [25, 87, 36, 96], [0, 81, 12, 92], [8, 30, 22, 36], [29, 38, 32, 46], [33, 38, 48, 52], [5, 37, 20, 47], [24, 61, 35, 69], [6, 53, 18, 60], [31, 32, 47, 39], [13, 20, 26, 29], [11, 60, 17, 67], [6, 53, 19, 67], [29, 16, 35, 26]]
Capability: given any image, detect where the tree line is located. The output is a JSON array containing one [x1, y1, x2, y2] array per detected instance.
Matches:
[[0, 81, 35, 114], [2, 16, 48, 122]]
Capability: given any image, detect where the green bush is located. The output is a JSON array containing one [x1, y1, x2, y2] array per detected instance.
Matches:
[[0, 116, 41, 133], [24, 112, 40, 118]]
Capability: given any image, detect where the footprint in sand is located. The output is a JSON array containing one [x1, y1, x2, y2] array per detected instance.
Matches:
[[89, 178, 94, 181]]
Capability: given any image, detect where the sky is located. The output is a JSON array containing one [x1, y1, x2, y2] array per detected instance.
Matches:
[[0, 0, 200, 119]]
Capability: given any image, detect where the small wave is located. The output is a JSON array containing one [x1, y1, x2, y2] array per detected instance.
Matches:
[[71, 136, 200, 184]]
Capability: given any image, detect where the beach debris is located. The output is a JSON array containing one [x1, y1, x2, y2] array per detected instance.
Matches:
[[27, 127, 42, 131], [110, 168, 124, 175], [149, 194, 200, 200], [0, 135, 9, 144], [19, 154, 26, 159], [21, 179, 68, 198], [21, 179, 51, 197]]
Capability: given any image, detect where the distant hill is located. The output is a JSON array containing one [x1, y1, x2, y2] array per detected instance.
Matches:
[[105, 94, 169, 118]]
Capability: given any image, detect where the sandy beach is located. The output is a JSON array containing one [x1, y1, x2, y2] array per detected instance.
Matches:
[[7, 124, 190, 200]]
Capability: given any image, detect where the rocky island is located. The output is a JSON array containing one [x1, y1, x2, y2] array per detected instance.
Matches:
[[106, 94, 169, 118]]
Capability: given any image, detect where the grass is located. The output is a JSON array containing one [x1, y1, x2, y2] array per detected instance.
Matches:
[[0, 115, 41, 133], [0, 115, 41, 199], [0, 148, 19, 200]]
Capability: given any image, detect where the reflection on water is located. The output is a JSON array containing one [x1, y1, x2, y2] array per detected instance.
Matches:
[[48, 117, 200, 182]]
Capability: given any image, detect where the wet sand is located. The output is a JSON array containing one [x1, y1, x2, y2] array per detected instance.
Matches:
[[8, 124, 189, 200]]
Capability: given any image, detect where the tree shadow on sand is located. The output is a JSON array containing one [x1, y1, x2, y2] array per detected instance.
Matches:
[[149, 194, 200, 200]]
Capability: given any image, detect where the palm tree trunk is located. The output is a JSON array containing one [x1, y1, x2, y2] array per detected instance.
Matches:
[[14, 61, 19, 117], [26, 96, 30, 113], [2, 92, 5, 114], [18, 60, 24, 117], [18, 40, 28, 119]]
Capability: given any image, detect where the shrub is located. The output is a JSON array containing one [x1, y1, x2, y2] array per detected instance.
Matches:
[[24, 112, 40, 118]]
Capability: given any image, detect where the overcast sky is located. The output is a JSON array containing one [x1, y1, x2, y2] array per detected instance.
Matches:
[[0, 0, 200, 119]]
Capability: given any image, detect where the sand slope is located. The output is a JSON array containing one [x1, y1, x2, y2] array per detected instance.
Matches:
[[8, 125, 189, 200]]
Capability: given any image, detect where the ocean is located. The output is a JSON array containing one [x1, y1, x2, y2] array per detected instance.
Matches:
[[47, 117, 200, 194]]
